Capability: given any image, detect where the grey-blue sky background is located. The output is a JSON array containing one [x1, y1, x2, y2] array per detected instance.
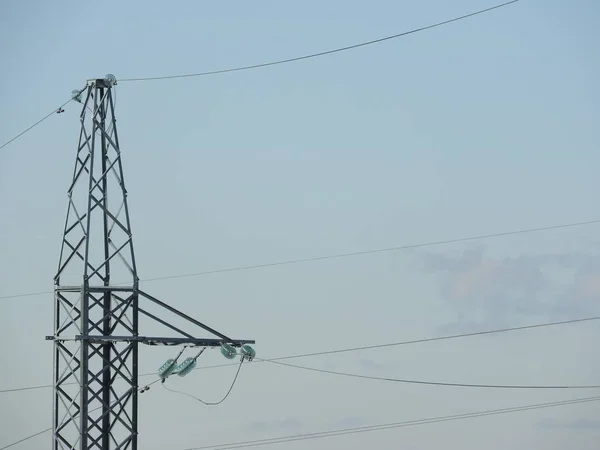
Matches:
[[1, 0, 599, 449]]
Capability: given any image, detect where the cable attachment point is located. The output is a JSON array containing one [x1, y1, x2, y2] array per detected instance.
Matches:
[[240, 344, 256, 362], [71, 90, 83, 103], [105, 74, 117, 86], [220, 343, 237, 359], [157, 347, 187, 380]]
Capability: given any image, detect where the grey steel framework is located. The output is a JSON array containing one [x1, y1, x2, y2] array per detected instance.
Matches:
[[48, 76, 254, 450]]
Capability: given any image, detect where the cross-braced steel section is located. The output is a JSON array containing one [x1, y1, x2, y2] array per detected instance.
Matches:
[[51, 77, 139, 450], [48, 76, 255, 450]]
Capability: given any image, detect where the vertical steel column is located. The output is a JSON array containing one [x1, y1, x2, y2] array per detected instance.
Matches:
[[51, 76, 138, 450], [49, 75, 254, 450]]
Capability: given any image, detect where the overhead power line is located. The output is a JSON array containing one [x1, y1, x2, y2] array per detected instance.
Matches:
[[0, 1, 520, 152], [0, 429, 48, 450], [0, 84, 85, 152], [0, 379, 162, 450], [2, 218, 599, 302], [263, 358, 600, 390], [183, 396, 600, 450], [162, 359, 244, 406], [0, 99, 73, 151], [2, 314, 599, 396], [4, 395, 598, 450], [120, 0, 521, 82]]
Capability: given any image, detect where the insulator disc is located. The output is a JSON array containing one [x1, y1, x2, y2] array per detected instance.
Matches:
[[221, 343, 237, 360], [71, 90, 82, 102], [240, 345, 256, 361], [158, 359, 178, 379], [177, 357, 197, 377]]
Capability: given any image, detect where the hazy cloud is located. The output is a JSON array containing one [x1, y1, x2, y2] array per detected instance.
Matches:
[[246, 415, 367, 434], [358, 357, 386, 371], [417, 246, 600, 332], [334, 415, 366, 428], [247, 417, 304, 433], [537, 418, 600, 430]]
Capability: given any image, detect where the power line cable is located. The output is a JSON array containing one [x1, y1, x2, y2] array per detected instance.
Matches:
[[5, 394, 597, 450], [2, 218, 599, 301], [0, 383, 55, 394], [262, 358, 600, 390], [244, 315, 600, 362], [2, 314, 599, 396], [0, 1, 520, 152], [0, 429, 48, 450], [120, 1, 521, 82], [0, 84, 85, 152], [182, 396, 600, 450], [162, 359, 244, 405], [0, 380, 160, 450], [0, 99, 73, 151]]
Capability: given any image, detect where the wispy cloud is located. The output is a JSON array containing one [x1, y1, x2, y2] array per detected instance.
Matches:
[[358, 357, 387, 371], [246, 415, 368, 434], [334, 415, 366, 428], [417, 246, 600, 332], [247, 417, 304, 433], [537, 418, 600, 430]]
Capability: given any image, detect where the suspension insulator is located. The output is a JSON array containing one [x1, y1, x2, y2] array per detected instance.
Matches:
[[177, 357, 198, 377], [71, 90, 82, 103], [240, 345, 256, 361], [220, 343, 237, 359], [105, 74, 117, 85], [157, 359, 178, 379]]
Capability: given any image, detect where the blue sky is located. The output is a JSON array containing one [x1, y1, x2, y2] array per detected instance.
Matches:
[[1, 1, 600, 449]]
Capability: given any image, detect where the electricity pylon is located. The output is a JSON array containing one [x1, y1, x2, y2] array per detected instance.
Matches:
[[47, 75, 254, 450]]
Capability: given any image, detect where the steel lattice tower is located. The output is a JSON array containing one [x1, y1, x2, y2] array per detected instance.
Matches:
[[48, 75, 254, 450]]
